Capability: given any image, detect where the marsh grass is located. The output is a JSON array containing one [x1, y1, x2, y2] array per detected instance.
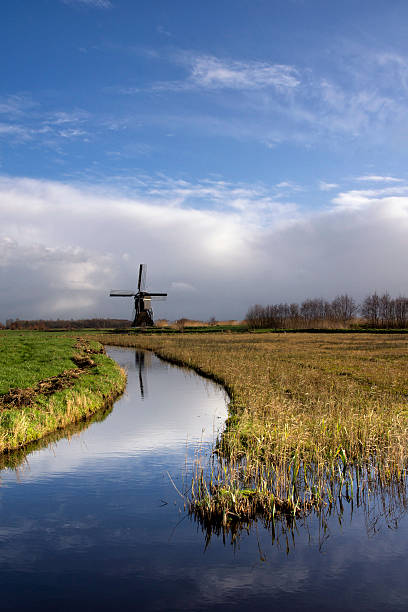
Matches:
[[0, 401, 114, 472], [91, 332, 408, 526]]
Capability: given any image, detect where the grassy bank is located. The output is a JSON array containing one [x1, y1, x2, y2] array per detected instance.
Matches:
[[0, 331, 126, 452], [93, 331, 408, 524]]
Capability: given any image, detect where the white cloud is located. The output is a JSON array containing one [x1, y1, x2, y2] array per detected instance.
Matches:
[[1, 176, 408, 322], [307, 82, 400, 139], [356, 175, 404, 183], [375, 52, 408, 92], [111, 45, 408, 150], [4, 41, 408, 162], [0, 105, 90, 148], [332, 185, 408, 210], [58, 128, 88, 139], [331, 190, 372, 211], [275, 181, 304, 192], [0, 95, 35, 117], [46, 110, 89, 126], [137, 175, 298, 224], [189, 55, 300, 90], [0, 123, 32, 140], [130, 52, 300, 97], [0, 237, 112, 317], [319, 181, 339, 191]]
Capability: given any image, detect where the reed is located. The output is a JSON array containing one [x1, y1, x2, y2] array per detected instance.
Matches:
[[93, 332, 408, 524]]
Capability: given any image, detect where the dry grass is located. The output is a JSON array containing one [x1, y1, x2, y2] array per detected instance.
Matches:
[[155, 319, 244, 329], [93, 331, 408, 523], [217, 320, 243, 326]]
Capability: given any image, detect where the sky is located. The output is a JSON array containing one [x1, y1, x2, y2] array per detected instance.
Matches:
[[1, 0, 408, 322]]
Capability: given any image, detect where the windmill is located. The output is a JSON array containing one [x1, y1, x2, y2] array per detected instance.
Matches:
[[109, 264, 167, 327]]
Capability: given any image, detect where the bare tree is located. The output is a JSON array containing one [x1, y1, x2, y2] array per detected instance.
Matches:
[[378, 292, 394, 327], [361, 292, 380, 326], [247, 291, 408, 330], [394, 296, 408, 328], [331, 294, 358, 323]]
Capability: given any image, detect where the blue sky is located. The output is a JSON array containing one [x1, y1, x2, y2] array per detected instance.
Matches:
[[1, 0, 408, 321]]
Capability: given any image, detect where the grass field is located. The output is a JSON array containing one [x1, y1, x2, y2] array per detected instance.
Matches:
[[0, 332, 82, 393], [0, 331, 126, 452], [93, 331, 408, 524]]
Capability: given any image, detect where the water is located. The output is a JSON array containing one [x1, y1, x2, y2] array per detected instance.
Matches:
[[0, 347, 408, 611]]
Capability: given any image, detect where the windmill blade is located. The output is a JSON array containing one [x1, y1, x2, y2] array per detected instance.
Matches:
[[147, 292, 167, 297], [138, 264, 147, 292], [141, 264, 147, 291], [137, 264, 143, 291], [110, 290, 136, 296], [149, 295, 167, 301]]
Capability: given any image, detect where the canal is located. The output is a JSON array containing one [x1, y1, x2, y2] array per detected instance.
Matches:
[[0, 347, 407, 610]]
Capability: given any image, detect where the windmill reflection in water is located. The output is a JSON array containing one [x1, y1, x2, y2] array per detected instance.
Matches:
[[135, 350, 151, 399]]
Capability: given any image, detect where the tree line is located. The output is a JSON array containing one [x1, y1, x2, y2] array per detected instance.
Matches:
[[246, 293, 408, 329], [2, 292, 408, 331], [2, 318, 132, 330]]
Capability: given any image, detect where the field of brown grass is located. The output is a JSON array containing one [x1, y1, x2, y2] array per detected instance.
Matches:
[[155, 318, 243, 328], [92, 331, 408, 523]]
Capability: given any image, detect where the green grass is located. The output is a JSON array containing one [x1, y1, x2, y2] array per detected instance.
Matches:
[[0, 331, 126, 452], [0, 331, 80, 393], [0, 402, 114, 472]]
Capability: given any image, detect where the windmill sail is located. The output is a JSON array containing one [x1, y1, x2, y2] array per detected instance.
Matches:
[[110, 290, 135, 296], [137, 264, 147, 292]]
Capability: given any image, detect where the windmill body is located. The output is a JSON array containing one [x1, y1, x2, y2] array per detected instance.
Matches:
[[110, 264, 167, 327]]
